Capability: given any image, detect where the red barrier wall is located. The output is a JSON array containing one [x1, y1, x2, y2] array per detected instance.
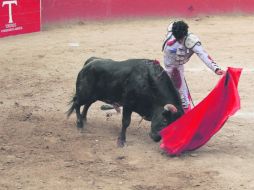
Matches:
[[42, 0, 254, 24]]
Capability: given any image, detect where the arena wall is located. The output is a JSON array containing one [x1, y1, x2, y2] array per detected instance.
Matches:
[[41, 0, 254, 24]]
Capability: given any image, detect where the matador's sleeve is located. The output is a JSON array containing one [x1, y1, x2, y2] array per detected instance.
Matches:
[[192, 43, 221, 72]]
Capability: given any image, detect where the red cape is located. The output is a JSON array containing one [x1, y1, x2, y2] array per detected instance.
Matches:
[[160, 67, 242, 155]]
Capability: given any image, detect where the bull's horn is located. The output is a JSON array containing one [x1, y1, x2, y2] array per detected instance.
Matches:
[[164, 104, 177, 113]]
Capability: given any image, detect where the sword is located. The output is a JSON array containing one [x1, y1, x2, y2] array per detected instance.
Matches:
[[184, 77, 195, 107]]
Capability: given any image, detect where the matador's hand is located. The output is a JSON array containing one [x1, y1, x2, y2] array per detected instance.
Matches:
[[215, 69, 226, 75]]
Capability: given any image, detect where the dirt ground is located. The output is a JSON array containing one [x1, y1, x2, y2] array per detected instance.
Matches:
[[0, 14, 254, 190]]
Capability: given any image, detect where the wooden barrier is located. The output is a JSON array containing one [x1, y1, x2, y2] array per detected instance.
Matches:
[[41, 0, 254, 24], [1, 0, 253, 37]]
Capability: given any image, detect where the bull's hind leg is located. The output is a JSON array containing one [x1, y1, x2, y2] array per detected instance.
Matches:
[[75, 104, 84, 129], [68, 95, 84, 129], [81, 102, 93, 122], [117, 107, 132, 147]]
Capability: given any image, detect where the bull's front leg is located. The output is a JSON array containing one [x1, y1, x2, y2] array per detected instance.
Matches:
[[117, 107, 132, 147]]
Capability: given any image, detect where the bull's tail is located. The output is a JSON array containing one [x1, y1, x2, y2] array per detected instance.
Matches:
[[66, 94, 77, 118]]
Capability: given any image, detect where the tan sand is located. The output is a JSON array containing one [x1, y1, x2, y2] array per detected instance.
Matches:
[[0, 15, 254, 190]]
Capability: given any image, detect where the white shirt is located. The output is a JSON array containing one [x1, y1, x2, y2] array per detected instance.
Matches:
[[163, 33, 220, 72]]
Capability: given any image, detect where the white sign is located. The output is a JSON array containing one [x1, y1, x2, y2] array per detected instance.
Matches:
[[2, 0, 17, 24]]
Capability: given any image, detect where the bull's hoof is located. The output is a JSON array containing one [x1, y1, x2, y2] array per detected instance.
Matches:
[[117, 137, 126, 147], [76, 121, 84, 129], [77, 127, 85, 133]]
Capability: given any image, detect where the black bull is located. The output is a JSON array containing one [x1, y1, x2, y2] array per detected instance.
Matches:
[[67, 57, 184, 146]]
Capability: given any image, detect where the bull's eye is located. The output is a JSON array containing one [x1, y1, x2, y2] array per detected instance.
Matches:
[[162, 119, 168, 125]]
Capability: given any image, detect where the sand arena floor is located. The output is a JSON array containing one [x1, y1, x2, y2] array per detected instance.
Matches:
[[0, 15, 254, 190]]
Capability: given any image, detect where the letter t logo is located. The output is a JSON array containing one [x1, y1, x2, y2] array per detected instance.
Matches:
[[2, 0, 17, 24]]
